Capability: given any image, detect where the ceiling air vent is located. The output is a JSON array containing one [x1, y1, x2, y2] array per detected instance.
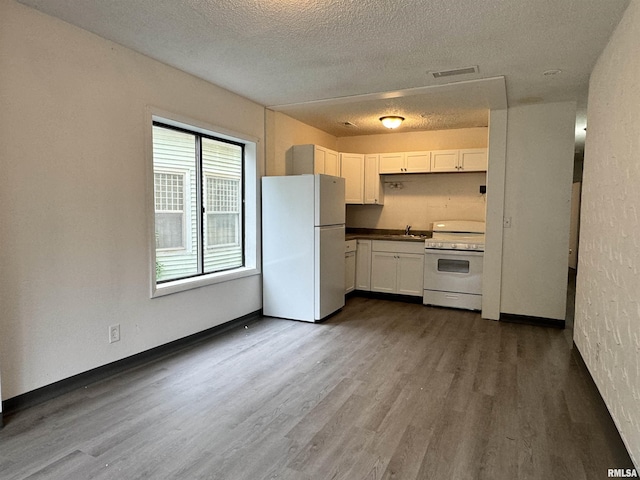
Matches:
[[431, 65, 479, 79]]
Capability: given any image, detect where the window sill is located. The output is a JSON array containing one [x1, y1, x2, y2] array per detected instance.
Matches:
[[151, 266, 260, 298]]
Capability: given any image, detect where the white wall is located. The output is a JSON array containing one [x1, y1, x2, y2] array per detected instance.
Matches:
[[500, 102, 576, 320], [483, 109, 508, 320], [0, 0, 264, 399], [568, 182, 582, 269], [336, 128, 488, 154], [265, 110, 338, 176], [346, 173, 487, 231], [574, 0, 640, 466]]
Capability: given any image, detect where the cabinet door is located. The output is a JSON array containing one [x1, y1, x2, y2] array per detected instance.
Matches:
[[405, 151, 431, 173], [324, 148, 340, 176], [340, 153, 365, 204], [371, 251, 397, 293], [459, 148, 487, 172], [379, 153, 405, 174], [431, 150, 460, 172], [355, 239, 372, 291], [291, 144, 315, 175], [397, 253, 424, 296], [313, 146, 326, 174], [364, 155, 384, 205], [345, 251, 356, 293]]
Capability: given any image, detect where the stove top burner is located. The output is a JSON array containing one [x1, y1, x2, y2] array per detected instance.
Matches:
[[426, 220, 485, 251]]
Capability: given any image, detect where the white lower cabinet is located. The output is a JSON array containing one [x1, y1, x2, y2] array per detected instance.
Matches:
[[355, 239, 372, 291], [396, 254, 425, 296], [370, 241, 424, 296], [345, 240, 357, 293], [370, 252, 397, 293]]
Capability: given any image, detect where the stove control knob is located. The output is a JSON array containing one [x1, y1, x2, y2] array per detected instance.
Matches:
[[451, 244, 457, 249], [470, 244, 476, 250], [437, 243, 443, 248]]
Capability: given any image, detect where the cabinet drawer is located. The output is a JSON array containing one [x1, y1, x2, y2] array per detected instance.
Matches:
[[422, 290, 482, 311], [345, 239, 357, 253], [372, 240, 425, 254]]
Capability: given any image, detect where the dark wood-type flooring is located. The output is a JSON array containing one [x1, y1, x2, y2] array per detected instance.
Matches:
[[0, 296, 632, 479]]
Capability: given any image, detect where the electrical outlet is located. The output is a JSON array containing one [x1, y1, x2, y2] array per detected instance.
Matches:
[[503, 216, 512, 228], [109, 324, 120, 343]]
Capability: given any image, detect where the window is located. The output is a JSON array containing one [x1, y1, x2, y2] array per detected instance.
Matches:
[[152, 122, 244, 284]]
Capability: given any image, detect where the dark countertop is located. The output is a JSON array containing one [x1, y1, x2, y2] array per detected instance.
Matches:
[[345, 228, 432, 243]]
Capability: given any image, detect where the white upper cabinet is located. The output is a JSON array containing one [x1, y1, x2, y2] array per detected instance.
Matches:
[[430, 150, 460, 172], [364, 154, 384, 205], [324, 148, 341, 176], [291, 144, 341, 176], [404, 151, 431, 173], [379, 151, 431, 174], [379, 152, 406, 173], [459, 148, 488, 172], [340, 152, 365, 204], [431, 148, 487, 172]]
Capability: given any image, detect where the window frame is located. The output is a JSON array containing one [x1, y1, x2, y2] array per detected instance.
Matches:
[[147, 109, 260, 298]]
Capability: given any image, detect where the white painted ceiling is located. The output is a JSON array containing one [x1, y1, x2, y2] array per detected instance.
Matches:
[[18, 0, 630, 145]]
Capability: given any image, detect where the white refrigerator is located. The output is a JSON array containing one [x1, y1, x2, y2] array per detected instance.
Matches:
[[262, 174, 345, 322]]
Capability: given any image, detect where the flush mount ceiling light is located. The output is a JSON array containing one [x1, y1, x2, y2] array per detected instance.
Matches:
[[380, 116, 404, 129]]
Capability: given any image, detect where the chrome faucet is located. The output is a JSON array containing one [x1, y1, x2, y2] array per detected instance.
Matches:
[[404, 225, 412, 235]]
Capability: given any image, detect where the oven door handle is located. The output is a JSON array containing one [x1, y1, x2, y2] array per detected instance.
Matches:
[[424, 249, 484, 257]]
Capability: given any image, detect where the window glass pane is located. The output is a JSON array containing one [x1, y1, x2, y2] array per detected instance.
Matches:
[[152, 126, 198, 282], [202, 137, 243, 272], [155, 212, 184, 249], [207, 212, 238, 245]]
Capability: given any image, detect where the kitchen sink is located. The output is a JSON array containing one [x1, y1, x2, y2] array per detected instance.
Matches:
[[381, 234, 427, 239]]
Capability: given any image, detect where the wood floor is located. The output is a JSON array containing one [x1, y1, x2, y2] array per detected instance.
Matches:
[[0, 296, 632, 480]]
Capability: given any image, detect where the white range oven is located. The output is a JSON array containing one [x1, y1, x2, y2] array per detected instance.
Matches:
[[423, 220, 485, 311]]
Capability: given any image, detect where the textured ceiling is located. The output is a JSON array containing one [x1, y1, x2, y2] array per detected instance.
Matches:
[[17, 0, 630, 141]]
